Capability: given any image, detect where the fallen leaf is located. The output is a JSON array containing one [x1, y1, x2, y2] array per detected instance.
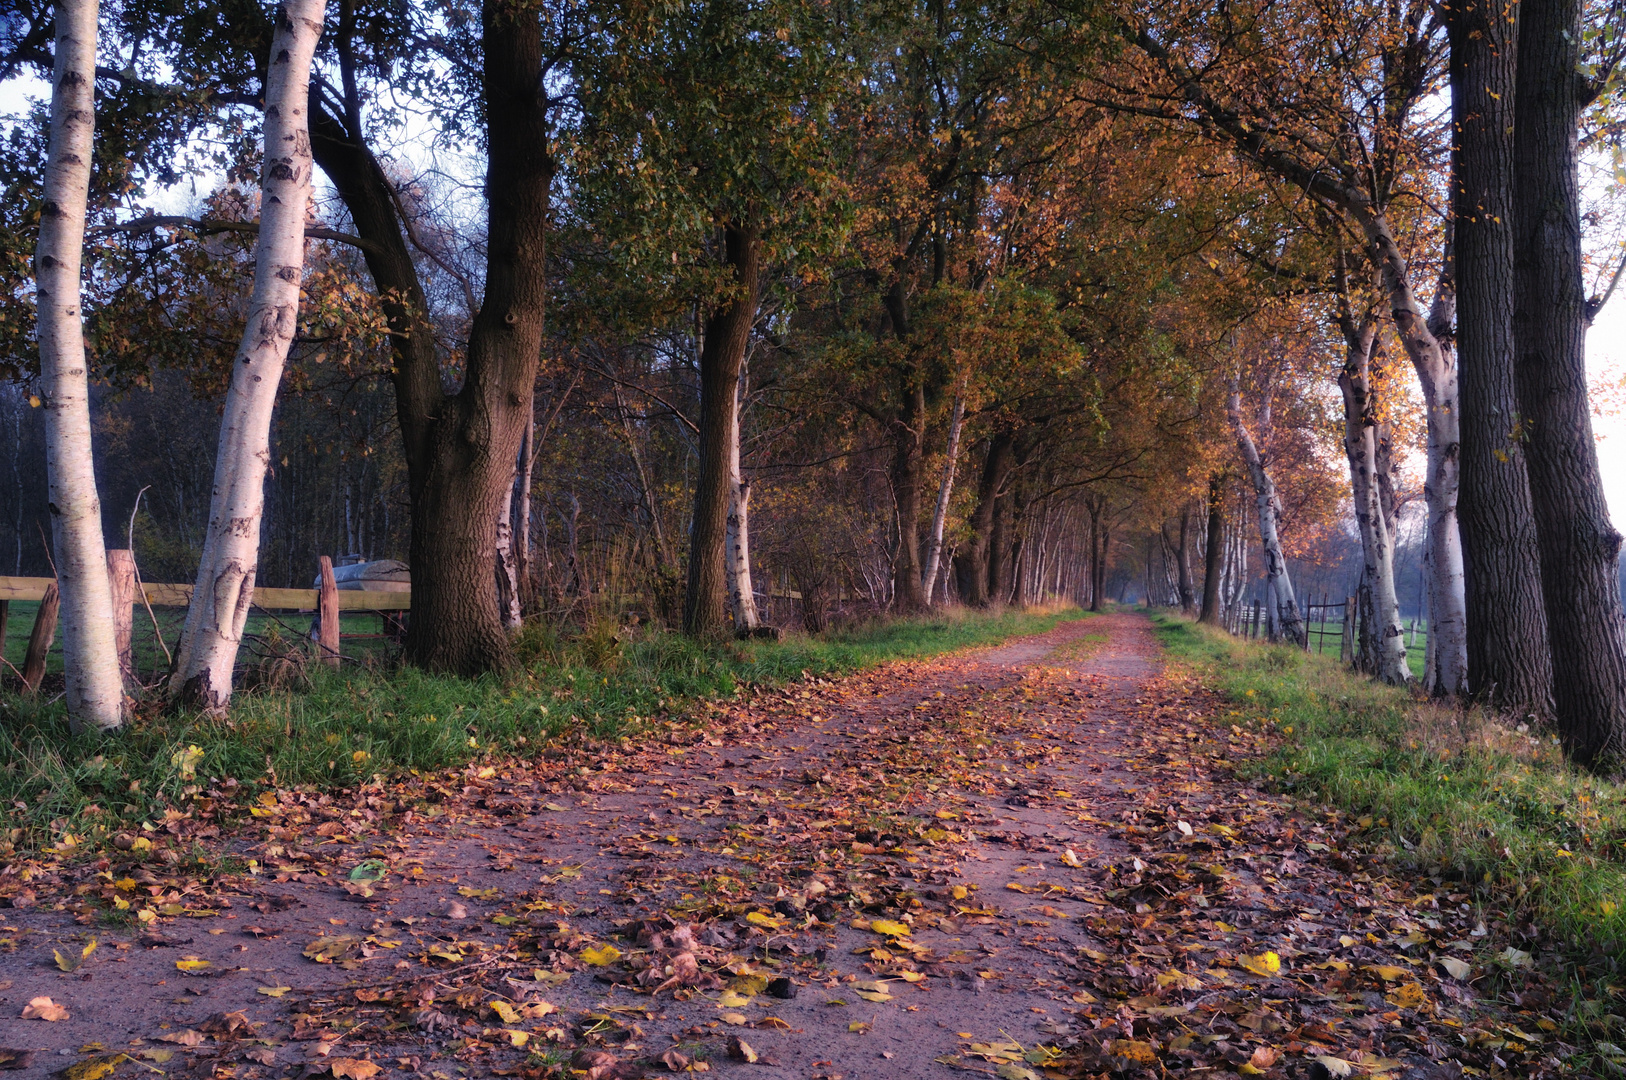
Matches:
[[489, 1001, 521, 1025], [1386, 982, 1428, 1009], [54, 940, 97, 973], [869, 919, 911, 937], [1312, 1057, 1354, 1078], [257, 987, 292, 998], [1239, 951, 1282, 977], [303, 936, 362, 964], [244, 1049, 276, 1066], [580, 943, 621, 966], [175, 958, 212, 973], [327, 1058, 381, 1080], [61, 1054, 126, 1080], [1362, 964, 1407, 982], [155, 1031, 203, 1047], [502, 1030, 530, 1048], [727, 1037, 759, 1063], [1438, 957, 1472, 981], [21, 997, 69, 1022]]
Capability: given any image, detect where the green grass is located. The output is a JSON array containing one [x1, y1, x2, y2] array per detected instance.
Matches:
[[1152, 612, 1626, 1057], [0, 605, 1085, 857]]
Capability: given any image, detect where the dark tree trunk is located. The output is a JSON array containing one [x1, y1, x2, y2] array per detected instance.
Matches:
[[1448, 0, 1554, 712], [955, 431, 1014, 607], [684, 225, 762, 636], [308, 0, 552, 676], [989, 485, 1015, 605], [1198, 475, 1225, 625], [889, 382, 929, 611], [1513, 0, 1626, 766]]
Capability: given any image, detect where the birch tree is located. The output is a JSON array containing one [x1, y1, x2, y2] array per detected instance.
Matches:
[[921, 392, 965, 606], [725, 358, 761, 632], [36, 0, 124, 732], [1226, 385, 1306, 647], [170, 0, 327, 710]]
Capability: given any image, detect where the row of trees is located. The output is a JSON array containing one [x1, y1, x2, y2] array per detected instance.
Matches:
[[2, 0, 1624, 768]]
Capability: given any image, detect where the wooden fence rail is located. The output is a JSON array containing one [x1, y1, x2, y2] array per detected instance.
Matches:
[[0, 567, 410, 694]]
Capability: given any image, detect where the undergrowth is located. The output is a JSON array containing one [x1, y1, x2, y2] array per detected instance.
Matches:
[[1153, 613, 1626, 1062], [0, 605, 1084, 856]]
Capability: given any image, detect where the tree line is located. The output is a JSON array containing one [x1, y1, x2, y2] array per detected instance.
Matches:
[[1, 0, 1624, 770]]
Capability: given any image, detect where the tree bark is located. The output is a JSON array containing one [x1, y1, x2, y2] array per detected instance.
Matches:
[[955, 430, 1014, 607], [725, 358, 761, 631], [1334, 307, 1412, 684], [35, 0, 124, 731], [1176, 507, 1195, 613], [1198, 475, 1225, 625], [309, 0, 552, 675], [921, 392, 965, 606], [1447, 0, 1554, 712], [171, 0, 326, 711], [515, 397, 534, 614], [889, 382, 929, 612], [684, 224, 761, 637], [1513, 0, 1626, 767], [1227, 390, 1306, 647], [495, 490, 521, 630]]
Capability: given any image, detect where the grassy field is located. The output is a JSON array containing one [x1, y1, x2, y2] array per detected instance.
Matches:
[[1153, 613, 1626, 1056], [0, 605, 1086, 855], [1238, 616, 1430, 680]]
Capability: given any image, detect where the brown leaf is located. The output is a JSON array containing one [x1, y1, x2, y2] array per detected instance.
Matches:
[[21, 997, 69, 1022], [727, 1037, 759, 1064], [327, 1058, 381, 1080]]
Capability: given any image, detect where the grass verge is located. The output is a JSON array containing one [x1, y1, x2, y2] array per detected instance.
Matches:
[[1152, 613, 1626, 1059], [0, 605, 1084, 857]]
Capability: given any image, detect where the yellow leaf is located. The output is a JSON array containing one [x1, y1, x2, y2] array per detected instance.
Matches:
[[854, 989, 893, 1002], [719, 1012, 748, 1025], [848, 1020, 872, 1033], [63, 1054, 127, 1080], [745, 911, 785, 929], [718, 991, 753, 1008], [503, 1030, 530, 1048], [328, 1058, 381, 1080], [951, 885, 969, 900], [170, 744, 205, 782], [870, 919, 910, 937], [1363, 964, 1407, 982], [1239, 951, 1281, 977], [489, 1001, 520, 1025], [175, 958, 212, 973], [896, 971, 926, 982], [1108, 1041, 1158, 1066], [1386, 982, 1428, 1009], [935, 810, 959, 820], [1060, 849, 1084, 868], [258, 987, 292, 998], [580, 944, 621, 967]]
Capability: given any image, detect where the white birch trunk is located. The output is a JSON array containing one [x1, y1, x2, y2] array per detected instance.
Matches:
[[495, 492, 521, 630], [36, 0, 125, 732], [170, 0, 326, 710], [921, 393, 965, 606], [1337, 327, 1412, 684], [1227, 390, 1306, 646], [725, 363, 760, 631], [1354, 209, 1469, 694]]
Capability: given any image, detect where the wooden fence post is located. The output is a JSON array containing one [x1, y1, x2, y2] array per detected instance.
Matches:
[[106, 549, 137, 689], [21, 582, 59, 693], [318, 556, 340, 668]]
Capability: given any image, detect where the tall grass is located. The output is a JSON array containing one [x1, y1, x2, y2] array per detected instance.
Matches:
[[0, 605, 1083, 857]]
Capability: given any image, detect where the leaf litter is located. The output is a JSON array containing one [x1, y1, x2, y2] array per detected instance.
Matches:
[[0, 614, 1584, 1078]]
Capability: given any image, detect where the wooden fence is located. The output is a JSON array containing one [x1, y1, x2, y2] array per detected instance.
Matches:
[[0, 554, 409, 693]]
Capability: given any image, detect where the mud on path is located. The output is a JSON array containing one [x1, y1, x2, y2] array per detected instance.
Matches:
[[0, 614, 1570, 1079]]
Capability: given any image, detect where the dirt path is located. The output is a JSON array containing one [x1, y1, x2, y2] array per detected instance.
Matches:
[[0, 614, 1569, 1079]]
